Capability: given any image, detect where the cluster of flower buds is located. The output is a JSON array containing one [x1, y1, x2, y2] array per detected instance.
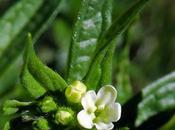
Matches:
[[3, 80, 121, 130]]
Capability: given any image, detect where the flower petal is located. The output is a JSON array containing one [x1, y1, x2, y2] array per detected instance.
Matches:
[[81, 90, 97, 113], [105, 103, 121, 122], [77, 110, 95, 129], [94, 122, 114, 130], [96, 85, 117, 109]]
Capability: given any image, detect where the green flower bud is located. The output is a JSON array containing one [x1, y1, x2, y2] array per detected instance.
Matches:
[[65, 81, 87, 103], [33, 117, 50, 130], [55, 107, 74, 125], [39, 96, 57, 113]]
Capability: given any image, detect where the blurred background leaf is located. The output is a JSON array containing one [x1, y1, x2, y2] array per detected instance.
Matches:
[[136, 72, 175, 127], [0, 0, 62, 95]]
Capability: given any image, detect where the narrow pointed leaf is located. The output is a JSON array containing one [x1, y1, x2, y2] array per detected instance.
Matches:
[[98, 0, 115, 87], [116, 32, 133, 104], [21, 34, 67, 99], [84, 49, 107, 89], [85, 0, 149, 89], [100, 42, 116, 86], [95, 0, 149, 56]]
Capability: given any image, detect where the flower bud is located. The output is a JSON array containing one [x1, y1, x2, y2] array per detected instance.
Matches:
[[39, 96, 57, 113], [33, 117, 50, 130], [65, 81, 87, 103], [55, 107, 74, 125]]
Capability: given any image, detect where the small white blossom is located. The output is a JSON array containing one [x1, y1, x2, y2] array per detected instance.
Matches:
[[77, 85, 121, 130]]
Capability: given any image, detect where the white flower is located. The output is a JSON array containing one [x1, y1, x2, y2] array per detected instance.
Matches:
[[77, 85, 121, 130]]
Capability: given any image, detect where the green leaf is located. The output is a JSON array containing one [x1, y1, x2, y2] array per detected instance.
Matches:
[[67, 0, 106, 83], [95, 0, 149, 55], [0, 0, 42, 96], [84, 49, 107, 89], [21, 34, 68, 99], [0, 0, 62, 94], [98, 0, 114, 87], [0, 0, 42, 55], [85, 0, 149, 89], [116, 32, 133, 104], [135, 72, 175, 126], [99, 42, 116, 87], [3, 100, 32, 115], [84, 0, 113, 89], [100, 0, 113, 37]]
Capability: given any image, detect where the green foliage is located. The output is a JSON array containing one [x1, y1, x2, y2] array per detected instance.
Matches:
[[0, 0, 42, 54], [117, 32, 133, 104], [94, 0, 149, 55], [21, 34, 68, 99], [1, 0, 175, 130], [136, 72, 175, 126], [3, 100, 32, 115], [92, 0, 115, 87], [0, 0, 62, 96], [3, 122, 10, 130], [67, 0, 106, 83], [85, 0, 149, 89], [0, 57, 20, 96]]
